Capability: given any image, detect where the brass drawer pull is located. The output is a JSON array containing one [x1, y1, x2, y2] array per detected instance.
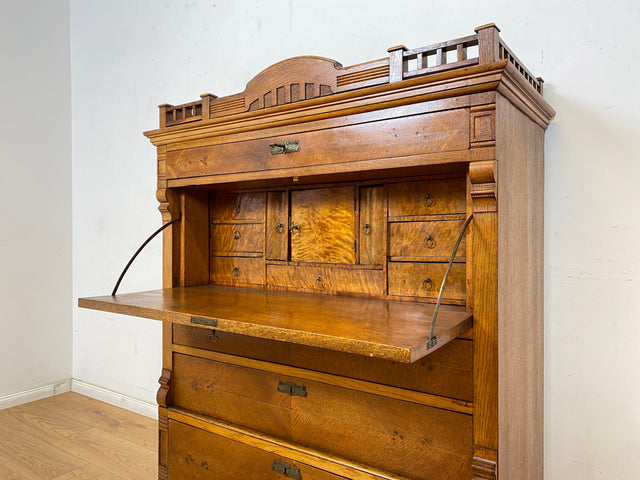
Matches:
[[423, 193, 435, 207], [362, 223, 371, 235], [232, 200, 241, 215], [269, 140, 300, 155], [424, 235, 436, 248], [275, 223, 285, 234], [231, 267, 240, 277], [232, 230, 241, 240], [272, 460, 302, 479], [277, 381, 308, 398], [422, 278, 434, 291], [315, 276, 324, 288], [290, 222, 301, 233]]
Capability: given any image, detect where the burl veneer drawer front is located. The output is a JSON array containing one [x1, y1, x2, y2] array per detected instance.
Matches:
[[173, 325, 474, 401], [388, 178, 466, 217], [211, 257, 264, 286], [166, 110, 469, 179], [211, 223, 264, 255], [211, 192, 265, 221], [171, 353, 472, 480], [168, 419, 346, 480], [267, 264, 384, 295], [389, 220, 467, 261], [388, 262, 466, 300]]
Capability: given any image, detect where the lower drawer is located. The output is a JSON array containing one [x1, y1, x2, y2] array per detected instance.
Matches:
[[266, 264, 384, 295], [388, 261, 466, 301], [168, 419, 347, 480], [172, 353, 472, 480]]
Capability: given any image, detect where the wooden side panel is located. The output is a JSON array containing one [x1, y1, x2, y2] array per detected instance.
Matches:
[[495, 94, 545, 480], [168, 420, 346, 480], [290, 187, 356, 264], [173, 325, 474, 401], [266, 191, 288, 260], [358, 186, 385, 265], [165, 110, 470, 180], [388, 178, 466, 217]]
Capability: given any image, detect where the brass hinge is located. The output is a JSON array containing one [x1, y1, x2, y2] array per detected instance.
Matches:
[[277, 381, 307, 398], [270, 140, 300, 155], [272, 460, 302, 479]]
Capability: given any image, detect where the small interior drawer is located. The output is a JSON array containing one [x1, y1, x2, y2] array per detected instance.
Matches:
[[211, 256, 264, 286], [388, 262, 466, 301], [211, 223, 264, 255], [389, 219, 467, 261], [388, 178, 466, 217], [266, 264, 384, 295], [211, 192, 265, 221]]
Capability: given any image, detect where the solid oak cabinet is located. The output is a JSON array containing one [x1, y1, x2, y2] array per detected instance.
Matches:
[[79, 23, 554, 480]]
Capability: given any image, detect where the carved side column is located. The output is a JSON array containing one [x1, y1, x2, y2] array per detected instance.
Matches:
[[157, 369, 172, 480], [469, 160, 498, 480], [156, 144, 179, 480]]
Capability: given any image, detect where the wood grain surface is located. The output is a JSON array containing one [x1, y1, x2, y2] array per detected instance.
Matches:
[[79, 284, 471, 363]]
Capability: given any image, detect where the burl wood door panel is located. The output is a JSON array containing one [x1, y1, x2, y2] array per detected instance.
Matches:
[[290, 187, 356, 264]]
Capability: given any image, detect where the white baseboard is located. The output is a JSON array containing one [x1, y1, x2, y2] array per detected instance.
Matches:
[[71, 379, 158, 419], [0, 379, 72, 410]]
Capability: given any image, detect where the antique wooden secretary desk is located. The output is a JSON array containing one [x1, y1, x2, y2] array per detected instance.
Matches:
[[79, 24, 554, 480]]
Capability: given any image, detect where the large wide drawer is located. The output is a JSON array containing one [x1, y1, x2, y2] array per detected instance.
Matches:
[[171, 353, 472, 479], [165, 110, 469, 180], [168, 419, 348, 480], [267, 264, 384, 295], [173, 325, 474, 401]]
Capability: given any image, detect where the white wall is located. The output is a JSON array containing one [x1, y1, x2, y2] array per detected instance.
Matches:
[[70, 1, 640, 478], [0, 0, 72, 404]]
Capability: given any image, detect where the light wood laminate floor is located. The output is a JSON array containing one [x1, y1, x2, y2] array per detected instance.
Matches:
[[0, 392, 157, 479]]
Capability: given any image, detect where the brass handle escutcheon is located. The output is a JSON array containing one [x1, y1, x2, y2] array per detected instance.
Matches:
[[232, 200, 241, 215], [362, 223, 371, 235], [269, 140, 300, 155], [424, 235, 435, 248], [315, 276, 324, 288], [232, 230, 241, 240], [231, 267, 240, 277], [422, 278, 434, 291], [423, 193, 434, 207], [275, 223, 285, 234]]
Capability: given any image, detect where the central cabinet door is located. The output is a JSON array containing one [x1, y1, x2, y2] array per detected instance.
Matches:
[[290, 187, 356, 264]]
